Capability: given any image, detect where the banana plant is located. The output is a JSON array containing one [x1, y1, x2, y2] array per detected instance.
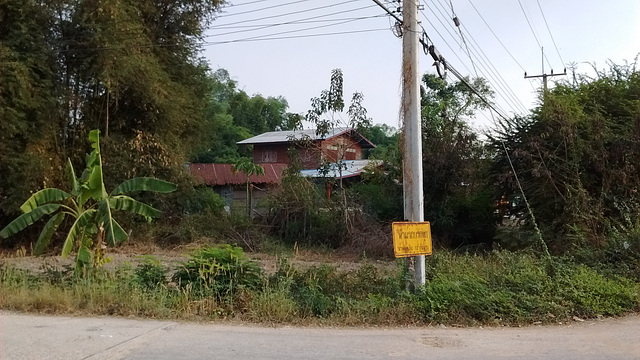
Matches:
[[0, 130, 176, 269]]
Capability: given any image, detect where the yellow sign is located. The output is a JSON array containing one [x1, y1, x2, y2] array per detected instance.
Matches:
[[392, 222, 432, 257]]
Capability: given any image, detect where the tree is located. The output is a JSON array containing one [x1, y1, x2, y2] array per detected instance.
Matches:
[[194, 69, 301, 163], [420, 73, 497, 247], [0, 0, 225, 235], [0, 0, 60, 224], [359, 124, 399, 159], [0, 130, 176, 270], [489, 59, 640, 251], [232, 158, 265, 218], [305, 68, 372, 223]]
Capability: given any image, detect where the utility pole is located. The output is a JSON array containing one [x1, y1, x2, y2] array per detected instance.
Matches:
[[524, 47, 566, 95], [402, 0, 425, 287]]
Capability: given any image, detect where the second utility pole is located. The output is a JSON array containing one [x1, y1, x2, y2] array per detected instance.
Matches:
[[402, 0, 425, 287], [524, 47, 566, 96]]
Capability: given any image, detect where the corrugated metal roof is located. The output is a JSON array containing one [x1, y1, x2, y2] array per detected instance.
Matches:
[[188, 163, 286, 186], [237, 127, 376, 148], [299, 160, 382, 179]]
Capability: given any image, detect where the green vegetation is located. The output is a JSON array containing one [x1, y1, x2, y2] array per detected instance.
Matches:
[[1, 248, 638, 325], [2, 0, 640, 327], [490, 61, 640, 252], [0, 130, 176, 271]]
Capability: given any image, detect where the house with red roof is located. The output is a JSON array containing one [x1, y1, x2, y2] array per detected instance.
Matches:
[[188, 127, 377, 216]]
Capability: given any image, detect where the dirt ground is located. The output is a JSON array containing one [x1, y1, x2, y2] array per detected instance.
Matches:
[[0, 242, 398, 275]]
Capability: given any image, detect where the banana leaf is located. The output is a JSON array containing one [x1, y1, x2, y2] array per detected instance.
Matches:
[[34, 212, 65, 256], [111, 177, 177, 195], [20, 189, 71, 213], [109, 195, 161, 220], [61, 209, 96, 259], [0, 204, 61, 238]]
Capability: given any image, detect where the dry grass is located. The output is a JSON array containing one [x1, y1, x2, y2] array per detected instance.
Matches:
[[1, 249, 639, 326]]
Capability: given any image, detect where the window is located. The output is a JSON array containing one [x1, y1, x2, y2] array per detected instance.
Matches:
[[261, 150, 277, 163]]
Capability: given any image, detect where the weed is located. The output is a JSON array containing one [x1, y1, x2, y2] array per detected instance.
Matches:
[[172, 245, 262, 299], [134, 256, 167, 290], [1, 249, 638, 326]]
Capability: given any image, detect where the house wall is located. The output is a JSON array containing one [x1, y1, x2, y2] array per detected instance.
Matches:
[[320, 134, 362, 162], [253, 143, 322, 169], [253, 144, 290, 164], [213, 184, 276, 218], [252, 133, 362, 170]]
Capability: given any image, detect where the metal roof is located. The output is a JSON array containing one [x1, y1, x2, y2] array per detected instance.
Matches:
[[299, 160, 382, 179], [188, 163, 286, 186], [237, 127, 376, 148]]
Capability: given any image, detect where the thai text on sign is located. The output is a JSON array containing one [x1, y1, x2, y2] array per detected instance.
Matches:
[[392, 221, 432, 257]]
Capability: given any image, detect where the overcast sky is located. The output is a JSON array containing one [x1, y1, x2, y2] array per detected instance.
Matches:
[[202, 0, 640, 131]]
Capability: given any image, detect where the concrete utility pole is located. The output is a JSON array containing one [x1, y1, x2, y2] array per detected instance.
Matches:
[[524, 47, 566, 95], [402, 0, 425, 287]]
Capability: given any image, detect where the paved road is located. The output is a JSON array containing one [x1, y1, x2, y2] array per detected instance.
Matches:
[[1, 311, 639, 359]]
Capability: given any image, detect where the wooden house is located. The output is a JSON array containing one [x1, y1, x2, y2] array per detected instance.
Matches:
[[236, 127, 375, 169], [188, 128, 377, 215]]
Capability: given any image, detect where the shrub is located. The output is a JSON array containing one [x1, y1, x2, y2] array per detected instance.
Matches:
[[134, 256, 167, 290], [172, 245, 262, 298], [555, 265, 640, 317], [180, 186, 225, 215]]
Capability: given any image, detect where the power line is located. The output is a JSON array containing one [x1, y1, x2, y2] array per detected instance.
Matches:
[[432, 0, 527, 113], [208, 12, 381, 43], [425, 2, 527, 114], [535, 0, 565, 66], [207, 5, 380, 38], [215, 0, 315, 18], [419, 8, 475, 76], [204, 28, 388, 45], [225, 0, 270, 7], [49, 25, 387, 53], [447, 0, 478, 76], [205, 15, 385, 30], [208, 0, 364, 29], [432, 0, 529, 113], [465, 0, 537, 92], [465, 1, 522, 71], [516, 0, 552, 69]]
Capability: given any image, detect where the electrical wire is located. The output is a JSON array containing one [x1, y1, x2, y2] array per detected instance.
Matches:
[[49, 23, 387, 53], [207, 12, 381, 43], [207, 5, 381, 38], [465, 0, 524, 72], [447, 0, 478, 76], [535, 0, 565, 66], [208, 0, 364, 29], [424, 2, 526, 115], [225, 0, 270, 7], [432, 0, 529, 113], [203, 28, 388, 45], [465, 0, 538, 93], [205, 15, 386, 30], [432, 0, 527, 113], [418, 9, 475, 76], [215, 0, 315, 18], [516, 0, 552, 70]]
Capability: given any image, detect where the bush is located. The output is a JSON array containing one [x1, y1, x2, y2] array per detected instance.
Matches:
[[134, 256, 167, 290], [555, 265, 640, 317], [172, 245, 262, 298], [180, 186, 225, 215]]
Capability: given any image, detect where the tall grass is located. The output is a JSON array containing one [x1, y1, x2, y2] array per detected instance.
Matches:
[[1, 249, 638, 326]]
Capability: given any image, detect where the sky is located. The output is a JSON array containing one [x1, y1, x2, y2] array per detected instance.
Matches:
[[202, 0, 640, 132]]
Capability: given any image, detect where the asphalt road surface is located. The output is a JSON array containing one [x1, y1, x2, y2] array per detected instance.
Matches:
[[1, 311, 639, 359]]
